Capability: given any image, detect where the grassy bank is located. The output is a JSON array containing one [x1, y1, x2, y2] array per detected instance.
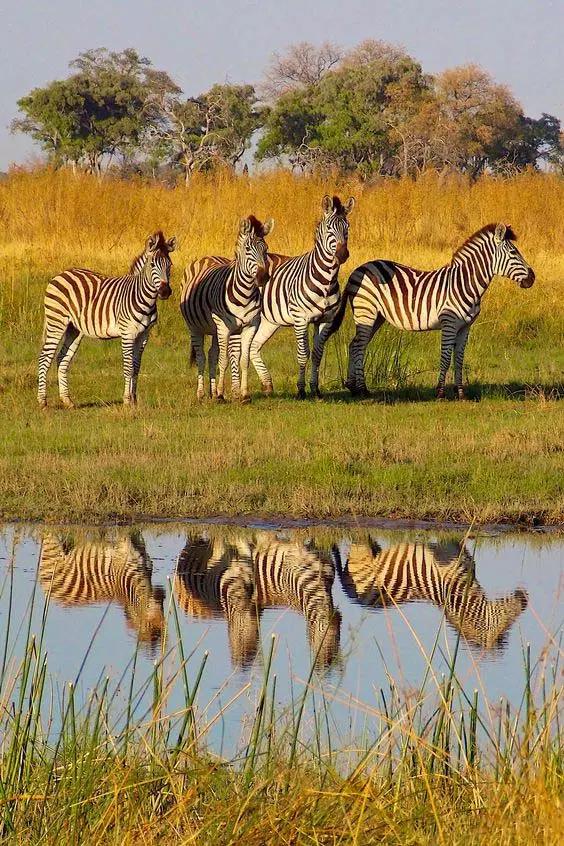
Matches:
[[0, 169, 563, 524], [1, 583, 562, 845]]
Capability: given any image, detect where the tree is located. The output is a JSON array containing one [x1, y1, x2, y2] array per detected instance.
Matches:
[[257, 48, 430, 176], [147, 84, 262, 184], [261, 41, 343, 100], [12, 48, 179, 173]]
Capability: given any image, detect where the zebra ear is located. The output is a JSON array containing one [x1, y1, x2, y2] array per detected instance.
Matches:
[[322, 194, 333, 214], [166, 236, 177, 253], [344, 197, 355, 215], [262, 218, 274, 236], [494, 223, 507, 243], [239, 218, 251, 236], [146, 233, 160, 253]]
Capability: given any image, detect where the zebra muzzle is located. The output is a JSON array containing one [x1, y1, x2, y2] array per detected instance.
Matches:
[[520, 269, 535, 288], [158, 282, 172, 299], [335, 243, 349, 264]]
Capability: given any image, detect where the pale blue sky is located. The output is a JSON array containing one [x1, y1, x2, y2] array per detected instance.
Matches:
[[1, 0, 563, 169]]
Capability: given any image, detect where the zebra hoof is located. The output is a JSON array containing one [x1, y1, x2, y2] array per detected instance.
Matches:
[[61, 398, 76, 409], [436, 387, 446, 400], [38, 398, 48, 410], [214, 395, 226, 404], [297, 389, 307, 400], [311, 388, 322, 399], [239, 394, 252, 405], [261, 382, 273, 395]]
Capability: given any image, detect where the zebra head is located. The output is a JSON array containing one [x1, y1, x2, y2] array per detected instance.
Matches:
[[318, 195, 355, 266], [144, 231, 177, 299], [236, 216, 274, 285], [490, 224, 535, 288]]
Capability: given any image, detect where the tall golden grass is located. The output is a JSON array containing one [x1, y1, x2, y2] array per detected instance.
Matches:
[[1, 167, 562, 343]]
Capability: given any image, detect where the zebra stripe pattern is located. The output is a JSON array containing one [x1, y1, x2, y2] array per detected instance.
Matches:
[[39, 532, 165, 648], [174, 534, 341, 669], [250, 194, 354, 398], [180, 216, 273, 402], [38, 231, 176, 408], [314, 223, 535, 398], [334, 540, 528, 650]]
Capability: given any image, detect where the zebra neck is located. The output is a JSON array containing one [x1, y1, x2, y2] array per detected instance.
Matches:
[[308, 239, 339, 286], [226, 262, 258, 307], [451, 240, 495, 299], [135, 270, 159, 307]]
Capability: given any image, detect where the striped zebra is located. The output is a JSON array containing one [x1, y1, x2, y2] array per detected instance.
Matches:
[[174, 533, 341, 669], [250, 194, 354, 398], [314, 223, 535, 398], [174, 535, 258, 667], [334, 539, 528, 650], [180, 216, 274, 402], [38, 532, 165, 648], [38, 231, 177, 408]]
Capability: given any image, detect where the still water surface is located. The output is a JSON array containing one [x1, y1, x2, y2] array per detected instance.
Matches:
[[1, 522, 561, 755]]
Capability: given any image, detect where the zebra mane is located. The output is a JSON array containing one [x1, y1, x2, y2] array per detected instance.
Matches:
[[129, 231, 171, 273], [451, 223, 517, 263], [330, 196, 347, 216], [246, 215, 268, 237]]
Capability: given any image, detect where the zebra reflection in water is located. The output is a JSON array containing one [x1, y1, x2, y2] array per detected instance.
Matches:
[[334, 540, 527, 651], [38, 532, 165, 649], [174, 534, 341, 670]]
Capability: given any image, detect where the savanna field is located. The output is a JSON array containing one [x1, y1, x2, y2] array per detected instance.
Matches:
[[0, 169, 563, 844], [0, 168, 562, 525]]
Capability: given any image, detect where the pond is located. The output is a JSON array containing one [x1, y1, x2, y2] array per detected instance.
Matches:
[[1, 521, 561, 758]]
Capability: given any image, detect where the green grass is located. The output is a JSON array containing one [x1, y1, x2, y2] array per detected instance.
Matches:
[[1, 295, 563, 525]]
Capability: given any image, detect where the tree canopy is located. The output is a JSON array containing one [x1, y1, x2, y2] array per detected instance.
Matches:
[[11, 41, 563, 181]]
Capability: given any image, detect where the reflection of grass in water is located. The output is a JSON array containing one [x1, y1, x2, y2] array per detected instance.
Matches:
[[1, 560, 561, 845]]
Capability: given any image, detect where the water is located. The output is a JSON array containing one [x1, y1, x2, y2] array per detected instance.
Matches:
[[1, 522, 562, 757]]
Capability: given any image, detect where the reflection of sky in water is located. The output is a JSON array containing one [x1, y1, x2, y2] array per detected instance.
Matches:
[[0, 524, 561, 758]]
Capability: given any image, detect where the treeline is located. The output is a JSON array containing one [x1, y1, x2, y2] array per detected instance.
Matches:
[[11, 42, 564, 182]]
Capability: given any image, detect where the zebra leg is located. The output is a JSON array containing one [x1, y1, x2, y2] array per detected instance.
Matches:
[[454, 324, 471, 400], [294, 321, 310, 399], [121, 337, 136, 405], [228, 333, 242, 400], [310, 323, 324, 398], [191, 333, 206, 400], [208, 335, 218, 399], [131, 330, 149, 403], [38, 319, 68, 408], [250, 318, 279, 394], [437, 314, 460, 399], [215, 322, 230, 401], [346, 321, 379, 396], [239, 322, 258, 403], [56, 324, 82, 408]]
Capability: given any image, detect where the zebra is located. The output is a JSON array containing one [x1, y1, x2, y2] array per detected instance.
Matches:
[[180, 216, 274, 402], [174, 535, 258, 667], [334, 539, 528, 650], [174, 533, 341, 670], [313, 223, 535, 398], [38, 531, 165, 648], [250, 194, 354, 398], [38, 231, 177, 409]]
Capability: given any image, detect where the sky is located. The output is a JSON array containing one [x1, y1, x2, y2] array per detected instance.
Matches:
[[1, 0, 563, 169]]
